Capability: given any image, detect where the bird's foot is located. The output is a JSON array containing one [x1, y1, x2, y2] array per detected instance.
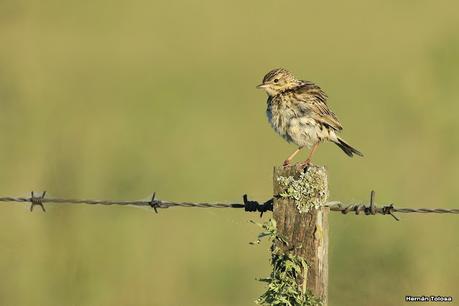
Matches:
[[296, 159, 312, 171], [282, 159, 291, 168]]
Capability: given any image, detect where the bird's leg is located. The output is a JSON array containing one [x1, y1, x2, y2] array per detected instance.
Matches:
[[283, 147, 304, 167], [298, 142, 320, 168]]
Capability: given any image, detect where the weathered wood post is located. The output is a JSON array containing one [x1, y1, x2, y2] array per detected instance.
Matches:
[[273, 165, 329, 305]]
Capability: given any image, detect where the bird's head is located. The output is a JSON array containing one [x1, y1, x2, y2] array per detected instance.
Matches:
[[256, 68, 300, 96]]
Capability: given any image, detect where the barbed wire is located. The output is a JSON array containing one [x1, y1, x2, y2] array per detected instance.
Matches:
[[0, 190, 458, 221]]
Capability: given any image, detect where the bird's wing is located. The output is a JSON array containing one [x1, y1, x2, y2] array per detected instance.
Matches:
[[294, 81, 343, 131]]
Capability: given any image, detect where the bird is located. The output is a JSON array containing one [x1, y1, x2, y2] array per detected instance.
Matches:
[[256, 68, 363, 167]]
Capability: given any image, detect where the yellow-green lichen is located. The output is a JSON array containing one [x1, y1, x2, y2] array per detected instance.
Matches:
[[277, 167, 328, 213]]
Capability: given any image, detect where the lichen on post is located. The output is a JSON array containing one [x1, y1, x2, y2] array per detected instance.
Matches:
[[277, 166, 329, 213], [272, 165, 329, 305]]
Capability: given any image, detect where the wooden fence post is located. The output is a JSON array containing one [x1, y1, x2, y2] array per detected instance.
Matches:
[[273, 165, 329, 305]]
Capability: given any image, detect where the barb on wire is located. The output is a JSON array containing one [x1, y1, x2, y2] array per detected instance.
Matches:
[[149, 192, 159, 213], [30, 191, 46, 212], [0, 191, 458, 220], [243, 194, 273, 217], [325, 190, 399, 221]]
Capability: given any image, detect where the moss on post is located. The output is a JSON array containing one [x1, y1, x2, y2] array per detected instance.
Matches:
[[254, 219, 323, 306]]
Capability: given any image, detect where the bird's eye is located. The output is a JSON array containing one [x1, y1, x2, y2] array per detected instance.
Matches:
[[273, 78, 279, 83]]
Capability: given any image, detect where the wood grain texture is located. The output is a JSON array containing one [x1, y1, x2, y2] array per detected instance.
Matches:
[[273, 165, 329, 305]]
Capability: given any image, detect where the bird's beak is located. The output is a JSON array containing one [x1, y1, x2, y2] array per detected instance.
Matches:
[[256, 83, 267, 89]]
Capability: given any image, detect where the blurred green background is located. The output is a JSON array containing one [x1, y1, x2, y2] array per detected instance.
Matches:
[[1, 0, 458, 305]]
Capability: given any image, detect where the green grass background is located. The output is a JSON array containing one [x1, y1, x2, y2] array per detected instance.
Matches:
[[1, 1, 458, 305]]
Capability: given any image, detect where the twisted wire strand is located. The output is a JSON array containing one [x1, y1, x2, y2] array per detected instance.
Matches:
[[0, 191, 458, 220], [0, 196, 244, 208]]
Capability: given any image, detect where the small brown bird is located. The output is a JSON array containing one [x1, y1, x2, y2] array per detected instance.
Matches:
[[257, 68, 363, 167]]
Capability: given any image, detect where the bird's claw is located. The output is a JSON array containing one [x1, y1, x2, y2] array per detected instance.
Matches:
[[296, 160, 311, 171]]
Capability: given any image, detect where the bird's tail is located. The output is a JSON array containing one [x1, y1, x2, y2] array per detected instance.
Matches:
[[334, 137, 363, 157]]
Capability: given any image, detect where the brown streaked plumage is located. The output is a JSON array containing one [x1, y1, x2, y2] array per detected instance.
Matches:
[[256, 68, 363, 167]]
